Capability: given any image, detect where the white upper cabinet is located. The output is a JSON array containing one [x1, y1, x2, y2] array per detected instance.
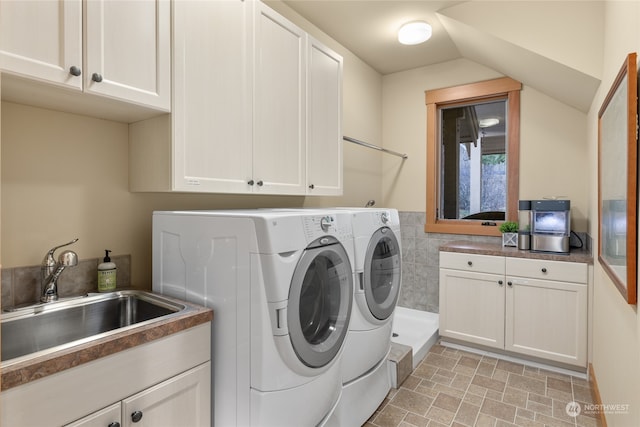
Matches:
[[171, 0, 252, 193], [130, 0, 343, 196], [253, 2, 306, 195], [0, 0, 82, 89], [84, 0, 170, 110], [306, 36, 343, 196], [0, 0, 170, 118]]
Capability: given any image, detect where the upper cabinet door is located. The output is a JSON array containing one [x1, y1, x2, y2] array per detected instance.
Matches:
[[0, 0, 82, 89], [171, 0, 253, 193], [84, 0, 170, 110], [306, 37, 343, 196], [254, 2, 307, 195]]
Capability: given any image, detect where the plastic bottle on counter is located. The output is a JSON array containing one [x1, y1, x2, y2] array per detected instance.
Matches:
[[98, 249, 117, 292]]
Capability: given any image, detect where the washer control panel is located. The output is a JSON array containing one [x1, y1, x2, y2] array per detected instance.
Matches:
[[372, 210, 392, 226]]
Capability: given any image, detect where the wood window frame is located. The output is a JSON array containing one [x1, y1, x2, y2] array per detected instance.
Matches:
[[425, 77, 522, 236], [597, 52, 638, 305]]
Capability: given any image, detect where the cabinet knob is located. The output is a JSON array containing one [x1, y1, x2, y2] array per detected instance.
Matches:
[[108, 423, 120, 427], [309, 184, 315, 190], [257, 180, 263, 186], [507, 281, 513, 287], [92, 73, 103, 83], [541, 268, 547, 273], [247, 180, 254, 186], [69, 66, 81, 76], [498, 280, 503, 286], [467, 261, 473, 266], [131, 411, 143, 423]]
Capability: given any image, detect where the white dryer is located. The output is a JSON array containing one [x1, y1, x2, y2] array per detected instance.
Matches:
[[330, 207, 402, 426], [152, 210, 355, 427]]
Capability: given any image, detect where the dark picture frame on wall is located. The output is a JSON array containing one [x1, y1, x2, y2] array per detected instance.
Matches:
[[598, 52, 638, 305]]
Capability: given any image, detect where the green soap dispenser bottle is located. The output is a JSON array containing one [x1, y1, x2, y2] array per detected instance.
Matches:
[[98, 249, 117, 292]]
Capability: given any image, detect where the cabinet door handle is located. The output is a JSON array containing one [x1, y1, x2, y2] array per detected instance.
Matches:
[[131, 411, 143, 423], [247, 180, 254, 186], [92, 73, 103, 83], [498, 280, 503, 286], [541, 267, 547, 273], [467, 261, 473, 266], [507, 281, 513, 287], [309, 184, 315, 190], [69, 66, 81, 76], [108, 423, 120, 427], [257, 180, 263, 186]]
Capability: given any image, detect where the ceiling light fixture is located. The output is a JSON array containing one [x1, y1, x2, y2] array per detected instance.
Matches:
[[398, 21, 432, 45], [479, 118, 500, 128]]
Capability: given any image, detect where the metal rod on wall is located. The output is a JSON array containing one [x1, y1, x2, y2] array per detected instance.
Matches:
[[343, 136, 408, 159]]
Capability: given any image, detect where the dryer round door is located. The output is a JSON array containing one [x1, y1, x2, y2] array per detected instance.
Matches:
[[288, 242, 353, 368], [363, 227, 401, 321]]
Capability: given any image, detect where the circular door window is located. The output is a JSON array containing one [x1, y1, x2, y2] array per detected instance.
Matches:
[[288, 242, 353, 368], [364, 227, 401, 320]]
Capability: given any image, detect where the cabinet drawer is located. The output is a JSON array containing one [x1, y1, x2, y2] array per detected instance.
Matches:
[[506, 257, 587, 284], [440, 251, 505, 275]]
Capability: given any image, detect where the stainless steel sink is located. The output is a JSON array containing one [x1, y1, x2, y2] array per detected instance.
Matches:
[[1, 290, 188, 364]]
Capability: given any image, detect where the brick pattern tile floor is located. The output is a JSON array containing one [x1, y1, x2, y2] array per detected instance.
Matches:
[[366, 343, 602, 427]]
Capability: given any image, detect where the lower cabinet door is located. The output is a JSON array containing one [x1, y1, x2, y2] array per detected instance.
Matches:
[[65, 403, 122, 427], [122, 362, 211, 427], [505, 278, 587, 367], [439, 268, 506, 349]]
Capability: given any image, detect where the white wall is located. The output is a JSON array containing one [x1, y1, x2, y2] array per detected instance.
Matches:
[[588, 2, 640, 426], [381, 59, 589, 231]]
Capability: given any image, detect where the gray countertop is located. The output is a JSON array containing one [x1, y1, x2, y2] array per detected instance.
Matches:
[[440, 240, 593, 264]]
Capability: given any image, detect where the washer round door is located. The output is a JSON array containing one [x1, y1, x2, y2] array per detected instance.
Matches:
[[363, 227, 401, 320], [288, 241, 353, 368]]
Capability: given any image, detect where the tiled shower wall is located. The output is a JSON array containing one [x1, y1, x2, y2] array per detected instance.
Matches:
[[398, 211, 500, 314]]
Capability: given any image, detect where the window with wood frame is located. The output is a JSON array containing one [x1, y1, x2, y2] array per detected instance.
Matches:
[[425, 77, 522, 236]]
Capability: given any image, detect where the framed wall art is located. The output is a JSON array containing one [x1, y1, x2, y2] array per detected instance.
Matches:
[[598, 52, 638, 305]]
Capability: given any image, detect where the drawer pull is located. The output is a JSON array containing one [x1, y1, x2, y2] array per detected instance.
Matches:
[[467, 261, 473, 266], [507, 281, 513, 287], [498, 280, 503, 286], [541, 268, 548, 273]]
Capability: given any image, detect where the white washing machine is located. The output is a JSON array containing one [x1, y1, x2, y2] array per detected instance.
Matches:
[[330, 207, 402, 426], [152, 210, 355, 427]]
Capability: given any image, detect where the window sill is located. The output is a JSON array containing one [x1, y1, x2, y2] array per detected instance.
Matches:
[[425, 220, 502, 236]]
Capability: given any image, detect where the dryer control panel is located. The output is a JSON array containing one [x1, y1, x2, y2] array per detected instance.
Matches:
[[302, 214, 352, 242]]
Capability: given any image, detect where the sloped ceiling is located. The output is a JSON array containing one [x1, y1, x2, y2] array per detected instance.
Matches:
[[282, 0, 604, 112], [437, 1, 603, 112]]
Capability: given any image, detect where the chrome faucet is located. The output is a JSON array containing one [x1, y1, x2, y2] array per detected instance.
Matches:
[[41, 238, 79, 303]]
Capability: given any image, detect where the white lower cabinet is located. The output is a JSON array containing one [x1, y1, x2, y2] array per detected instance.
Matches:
[[1, 323, 211, 427], [66, 363, 210, 427], [439, 251, 588, 368], [439, 256, 506, 349], [65, 403, 121, 427]]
